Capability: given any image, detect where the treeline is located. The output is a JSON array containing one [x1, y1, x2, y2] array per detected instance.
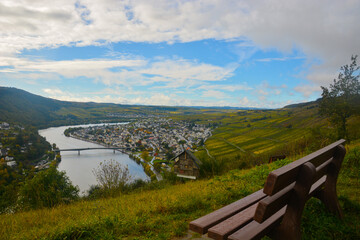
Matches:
[[0, 126, 55, 213], [0, 126, 52, 164], [64, 127, 83, 137]]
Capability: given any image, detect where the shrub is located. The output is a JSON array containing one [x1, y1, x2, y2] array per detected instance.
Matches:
[[92, 159, 132, 197], [18, 164, 79, 209]]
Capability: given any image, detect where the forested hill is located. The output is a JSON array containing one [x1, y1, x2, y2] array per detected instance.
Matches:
[[0, 87, 127, 127], [0, 87, 245, 128], [0, 87, 63, 126], [283, 99, 320, 109]]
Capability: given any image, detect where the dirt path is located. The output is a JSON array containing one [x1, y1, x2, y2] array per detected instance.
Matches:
[[220, 138, 256, 157], [204, 145, 214, 159]]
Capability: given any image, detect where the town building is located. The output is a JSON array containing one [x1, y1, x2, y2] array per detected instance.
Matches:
[[173, 150, 202, 179], [0, 122, 10, 130]]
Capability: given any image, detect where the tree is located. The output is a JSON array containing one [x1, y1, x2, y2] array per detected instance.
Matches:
[[92, 159, 132, 196], [18, 164, 79, 209], [320, 55, 360, 140], [141, 151, 151, 162]]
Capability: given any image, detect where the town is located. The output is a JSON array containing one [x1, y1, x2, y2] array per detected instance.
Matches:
[[66, 118, 213, 161], [0, 122, 53, 170]]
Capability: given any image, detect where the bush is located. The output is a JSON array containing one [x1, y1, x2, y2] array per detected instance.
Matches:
[[18, 164, 79, 209], [92, 159, 132, 197]]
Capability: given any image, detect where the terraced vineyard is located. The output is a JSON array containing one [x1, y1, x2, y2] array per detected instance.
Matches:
[[182, 102, 329, 161]]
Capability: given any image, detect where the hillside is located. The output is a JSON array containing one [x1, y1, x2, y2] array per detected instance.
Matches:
[[0, 87, 63, 126], [0, 141, 359, 239], [0, 87, 242, 128], [171, 100, 345, 172]]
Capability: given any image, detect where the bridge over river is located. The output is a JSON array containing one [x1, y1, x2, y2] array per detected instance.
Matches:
[[54, 147, 128, 155]]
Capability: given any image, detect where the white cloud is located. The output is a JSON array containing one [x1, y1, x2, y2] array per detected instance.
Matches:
[[1, 0, 359, 107], [198, 84, 252, 92], [0, 58, 146, 73], [42, 88, 130, 103], [43, 88, 65, 95], [256, 89, 268, 96], [239, 96, 249, 106], [256, 56, 305, 62], [1, 56, 235, 88], [1, 0, 358, 62], [202, 90, 227, 99], [294, 85, 321, 98]]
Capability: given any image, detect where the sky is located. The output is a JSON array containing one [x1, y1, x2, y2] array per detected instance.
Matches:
[[0, 0, 359, 108]]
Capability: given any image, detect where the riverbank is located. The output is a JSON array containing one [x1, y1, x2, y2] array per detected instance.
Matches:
[[39, 124, 149, 194], [67, 133, 164, 181]]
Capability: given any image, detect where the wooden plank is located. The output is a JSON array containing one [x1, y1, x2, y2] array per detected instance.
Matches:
[[264, 140, 345, 196], [189, 189, 266, 234], [309, 176, 326, 196], [207, 203, 258, 240], [313, 158, 333, 183], [228, 207, 286, 240], [254, 182, 294, 223]]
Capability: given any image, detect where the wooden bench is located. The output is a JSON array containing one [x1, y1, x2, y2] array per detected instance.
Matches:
[[189, 139, 346, 240]]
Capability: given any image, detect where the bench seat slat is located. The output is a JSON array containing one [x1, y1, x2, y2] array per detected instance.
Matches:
[[264, 139, 345, 196], [189, 189, 266, 234], [228, 207, 286, 240], [208, 203, 258, 240]]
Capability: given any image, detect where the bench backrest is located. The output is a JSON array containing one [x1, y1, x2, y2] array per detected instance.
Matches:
[[263, 139, 345, 196], [254, 139, 346, 227]]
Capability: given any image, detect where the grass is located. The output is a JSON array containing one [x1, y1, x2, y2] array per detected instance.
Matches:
[[1, 141, 359, 239]]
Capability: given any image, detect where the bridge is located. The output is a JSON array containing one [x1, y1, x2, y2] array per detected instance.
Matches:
[[54, 147, 128, 155]]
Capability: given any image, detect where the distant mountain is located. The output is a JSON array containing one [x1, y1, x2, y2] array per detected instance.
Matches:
[[0, 87, 247, 128], [0, 87, 62, 127], [185, 106, 267, 110], [0, 86, 317, 128], [0, 87, 127, 128]]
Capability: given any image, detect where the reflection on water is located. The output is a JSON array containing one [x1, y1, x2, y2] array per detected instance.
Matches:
[[39, 123, 149, 194]]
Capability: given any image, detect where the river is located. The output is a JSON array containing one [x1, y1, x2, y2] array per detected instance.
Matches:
[[39, 123, 149, 194]]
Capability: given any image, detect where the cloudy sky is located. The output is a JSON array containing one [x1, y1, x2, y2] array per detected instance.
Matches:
[[0, 0, 359, 108]]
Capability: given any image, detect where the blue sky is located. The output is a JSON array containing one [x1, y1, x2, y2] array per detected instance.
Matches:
[[0, 0, 359, 108]]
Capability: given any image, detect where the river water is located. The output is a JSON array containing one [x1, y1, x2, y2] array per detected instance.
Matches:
[[39, 123, 149, 194]]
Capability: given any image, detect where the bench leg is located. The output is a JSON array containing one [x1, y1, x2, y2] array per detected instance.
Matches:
[[315, 145, 346, 219], [272, 162, 316, 240]]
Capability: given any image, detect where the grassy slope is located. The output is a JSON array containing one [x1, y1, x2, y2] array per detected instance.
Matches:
[[1, 141, 359, 240]]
